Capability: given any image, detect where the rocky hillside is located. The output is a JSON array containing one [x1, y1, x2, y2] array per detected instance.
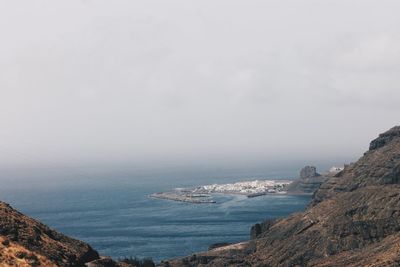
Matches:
[[160, 126, 400, 267], [0, 201, 141, 267], [0, 201, 100, 266]]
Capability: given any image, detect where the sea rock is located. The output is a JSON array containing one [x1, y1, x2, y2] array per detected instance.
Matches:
[[285, 166, 326, 195], [300, 166, 320, 179]]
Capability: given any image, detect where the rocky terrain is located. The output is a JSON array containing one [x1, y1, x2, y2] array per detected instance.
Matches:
[[159, 126, 400, 267]]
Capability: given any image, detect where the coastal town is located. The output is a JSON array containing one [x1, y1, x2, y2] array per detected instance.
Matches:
[[150, 179, 291, 203], [196, 179, 290, 196]]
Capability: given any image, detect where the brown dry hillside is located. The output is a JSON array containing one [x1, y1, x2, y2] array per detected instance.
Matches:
[[160, 126, 400, 267], [0, 201, 99, 266]]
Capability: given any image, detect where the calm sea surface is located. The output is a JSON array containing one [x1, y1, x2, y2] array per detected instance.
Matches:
[[0, 169, 311, 262]]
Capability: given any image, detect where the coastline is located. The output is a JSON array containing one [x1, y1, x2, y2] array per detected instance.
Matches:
[[149, 192, 216, 204], [149, 179, 292, 204]]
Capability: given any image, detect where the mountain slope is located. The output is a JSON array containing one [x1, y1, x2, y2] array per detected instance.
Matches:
[[0, 201, 100, 266], [160, 126, 400, 267]]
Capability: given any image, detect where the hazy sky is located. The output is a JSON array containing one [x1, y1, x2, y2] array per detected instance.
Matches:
[[1, 0, 399, 170]]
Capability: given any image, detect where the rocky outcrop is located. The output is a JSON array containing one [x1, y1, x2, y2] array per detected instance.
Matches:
[[160, 126, 400, 267], [285, 166, 327, 195], [250, 219, 276, 239], [369, 126, 400, 151], [300, 166, 320, 179]]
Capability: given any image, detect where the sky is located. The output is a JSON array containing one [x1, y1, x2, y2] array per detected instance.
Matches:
[[0, 0, 399, 173]]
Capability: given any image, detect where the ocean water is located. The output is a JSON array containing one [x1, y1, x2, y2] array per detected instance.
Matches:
[[0, 169, 311, 262]]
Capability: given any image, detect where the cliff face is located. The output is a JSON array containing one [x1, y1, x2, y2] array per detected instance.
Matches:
[[0, 201, 100, 266], [161, 126, 400, 267]]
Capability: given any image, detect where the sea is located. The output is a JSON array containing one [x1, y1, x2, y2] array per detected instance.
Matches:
[[0, 166, 311, 262]]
